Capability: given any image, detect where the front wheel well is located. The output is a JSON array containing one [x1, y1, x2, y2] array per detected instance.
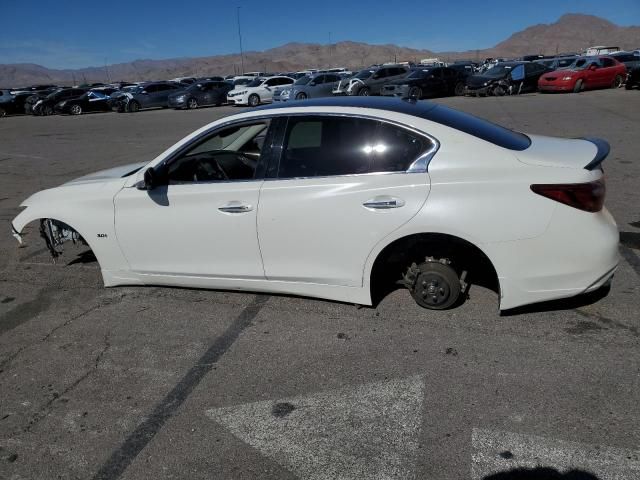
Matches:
[[369, 233, 500, 306], [37, 218, 96, 263]]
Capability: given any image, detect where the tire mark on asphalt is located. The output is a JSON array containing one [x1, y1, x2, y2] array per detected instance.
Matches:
[[574, 309, 639, 337], [91, 294, 271, 480], [0, 286, 55, 336]]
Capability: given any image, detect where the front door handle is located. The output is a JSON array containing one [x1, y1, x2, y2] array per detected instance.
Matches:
[[362, 196, 405, 210], [218, 201, 253, 214]]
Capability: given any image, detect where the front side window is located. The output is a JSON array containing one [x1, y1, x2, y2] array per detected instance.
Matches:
[[601, 58, 615, 67], [166, 121, 270, 183], [277, 116, 433, 178]]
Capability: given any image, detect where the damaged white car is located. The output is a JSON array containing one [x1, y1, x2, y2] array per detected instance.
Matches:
[[12, 97, 618, 311]]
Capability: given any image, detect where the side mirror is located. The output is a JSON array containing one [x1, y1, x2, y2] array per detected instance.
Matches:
[[140, 166, 167, 190], [309, 82, 316, 87], [372, 74, 380, 79], [589, 65, 598, 71]]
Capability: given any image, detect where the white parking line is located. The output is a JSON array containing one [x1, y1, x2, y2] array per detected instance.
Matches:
[[472, 428, 640, 480], [206, 375, 426, 480]]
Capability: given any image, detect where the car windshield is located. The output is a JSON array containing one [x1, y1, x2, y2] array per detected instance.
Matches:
[[408, 69, 431, 79], [567, 58, 592, 70], [234, 78, 251, 86], [555, 58, 577, 68], [484, 64, 514, 77], [355, 70, 374, 79], [294, 76, 312, 85], [45, 88, 65, 99], [246, 79, 263, 87]]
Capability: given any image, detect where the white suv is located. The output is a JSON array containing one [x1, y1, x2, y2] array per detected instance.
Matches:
[[12, 97, 618, 311], [227, 76, 294, 107]]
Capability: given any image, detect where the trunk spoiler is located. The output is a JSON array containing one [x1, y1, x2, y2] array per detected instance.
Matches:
[[581, 137, 610, 171]]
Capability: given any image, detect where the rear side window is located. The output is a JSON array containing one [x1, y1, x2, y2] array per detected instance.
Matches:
[[423, 105, 531, 151], [278, 116, 432, 178]]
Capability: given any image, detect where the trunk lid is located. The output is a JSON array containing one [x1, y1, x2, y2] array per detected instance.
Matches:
[[516, 135, 609, 170]]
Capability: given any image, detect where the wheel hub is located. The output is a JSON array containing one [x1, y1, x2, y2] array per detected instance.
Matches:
[[417, 272, 451, 307]]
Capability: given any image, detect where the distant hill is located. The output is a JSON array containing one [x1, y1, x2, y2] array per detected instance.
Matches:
[[1, 13, 639, 87]]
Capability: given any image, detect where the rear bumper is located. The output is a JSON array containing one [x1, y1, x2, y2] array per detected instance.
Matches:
[[489, 206, 619, 310]]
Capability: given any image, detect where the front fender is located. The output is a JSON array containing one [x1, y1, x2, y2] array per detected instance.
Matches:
[[11, 184, 131, 274]]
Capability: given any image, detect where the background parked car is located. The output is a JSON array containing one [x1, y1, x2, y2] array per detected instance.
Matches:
[[168, 80, 233, 109], [0, 88, 43, 117], [29, 87, 88, 115], [114, 82, 182, 112], [227, 76, 294, 106], [465, 62, 548, 96], [381, 66, 469, 99], [538, 56, 627, 93], [54, 90, 114, 115], [278, 73, 342, 101], [625, 68, 640, 90], [608, 51, 640, 81], [332, 65, 409, 96]]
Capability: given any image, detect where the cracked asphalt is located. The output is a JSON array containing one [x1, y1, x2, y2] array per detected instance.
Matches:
[[1, 90, 639, 480]]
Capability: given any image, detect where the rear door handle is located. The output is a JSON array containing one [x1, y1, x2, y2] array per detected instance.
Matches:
[[362, 196, 405, 210], [218, 201, 253, 214]]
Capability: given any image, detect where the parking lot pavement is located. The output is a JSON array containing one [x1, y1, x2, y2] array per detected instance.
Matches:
[[1, 92, 639, 479]]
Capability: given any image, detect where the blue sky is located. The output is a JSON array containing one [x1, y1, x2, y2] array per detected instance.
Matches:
[[1, 0, 639, 69]]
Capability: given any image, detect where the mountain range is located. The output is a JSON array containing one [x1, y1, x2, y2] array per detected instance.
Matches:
[[1, 14, 639, 87]]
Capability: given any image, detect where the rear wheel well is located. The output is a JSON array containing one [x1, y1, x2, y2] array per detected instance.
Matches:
[[369, 233, 500, 306]]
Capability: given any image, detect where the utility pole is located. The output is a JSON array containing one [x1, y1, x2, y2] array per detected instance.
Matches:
[[104, 58, 111, 83], [237, 7, 245, 74], [329, 32, 332, 67]]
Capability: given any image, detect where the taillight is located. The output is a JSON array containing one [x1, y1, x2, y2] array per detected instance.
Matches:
[[530, 178, 605, 212]]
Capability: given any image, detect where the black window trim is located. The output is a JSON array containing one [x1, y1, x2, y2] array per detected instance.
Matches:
[[268, 113, 440, 181]]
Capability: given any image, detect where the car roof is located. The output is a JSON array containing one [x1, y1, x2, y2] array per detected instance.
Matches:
[[255, 96, 437, 114], [253, 96, 531, 151]]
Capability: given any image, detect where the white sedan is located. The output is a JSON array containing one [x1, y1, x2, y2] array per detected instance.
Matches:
[[12, 97, 618, 311], [227, 76, 294, 107]]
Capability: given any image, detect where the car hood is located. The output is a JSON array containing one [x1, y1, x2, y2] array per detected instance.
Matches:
[[63, 162, 147, 186]]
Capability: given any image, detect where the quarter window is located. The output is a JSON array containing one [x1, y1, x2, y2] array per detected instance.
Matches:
[[277, 116, 433, 178]]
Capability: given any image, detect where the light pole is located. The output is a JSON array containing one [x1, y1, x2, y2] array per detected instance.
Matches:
[[329, 32, 332, 67], [237, 6, 245, 74]]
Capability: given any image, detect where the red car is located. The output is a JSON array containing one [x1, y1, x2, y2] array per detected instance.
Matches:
[[538, 56, 626, 93]]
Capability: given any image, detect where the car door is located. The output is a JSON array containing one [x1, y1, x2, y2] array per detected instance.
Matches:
[[261, 78, 280, 102], [586, 59, 607, 87], [600, 57, 618, 86], [139, 84, 158, 107], [426, 68, 445, 95], [114, 119, 275, 279], [155, 83, 177, 106], [369, 68, 389, 93], [257, 115, 433, 287], [322, 74, 341, 97]]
